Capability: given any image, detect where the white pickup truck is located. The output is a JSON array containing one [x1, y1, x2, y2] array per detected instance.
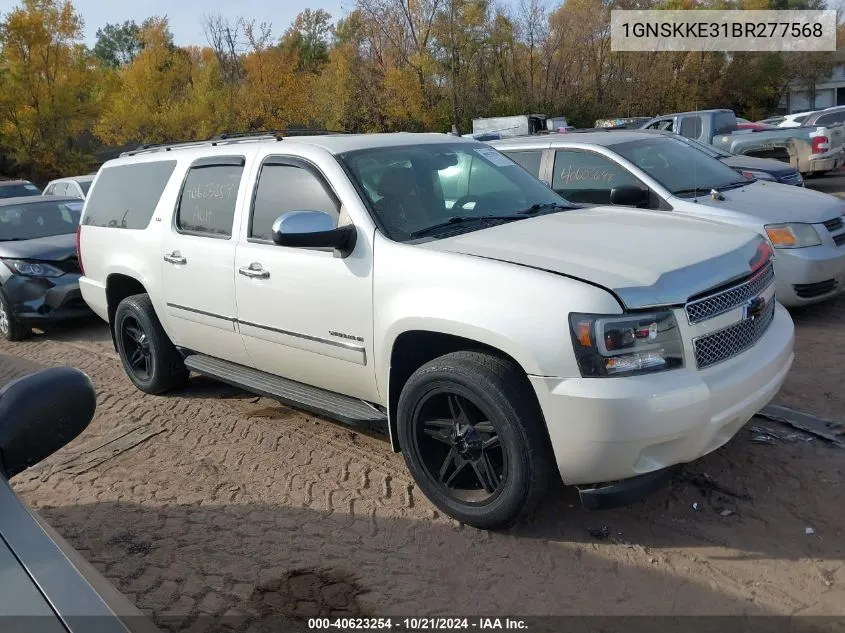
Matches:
[[77, 132, 795, 528]]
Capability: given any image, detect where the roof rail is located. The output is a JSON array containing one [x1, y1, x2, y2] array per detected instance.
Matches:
[[119, 128, 351, 158]]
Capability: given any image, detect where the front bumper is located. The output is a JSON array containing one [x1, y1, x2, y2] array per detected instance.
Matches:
[[772, 245, 845, 307], [529, 303, 794, 488], [3, 273, 92, 325]]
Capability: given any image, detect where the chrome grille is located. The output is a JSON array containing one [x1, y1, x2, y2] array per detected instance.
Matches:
[[694, 299, 776, 369], [823, 217, 844, 232], [685, 263, 775, 325]]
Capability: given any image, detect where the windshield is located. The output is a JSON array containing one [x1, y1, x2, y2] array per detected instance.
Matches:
[[675, 135, 731, 158], [339, 143, 570, 241], [0, 200, 82, 241], [0, 183, 42, 198], [613, 137, 748, 196]]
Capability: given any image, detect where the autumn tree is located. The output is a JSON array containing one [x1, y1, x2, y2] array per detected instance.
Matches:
[[0, 0, 101, 180]]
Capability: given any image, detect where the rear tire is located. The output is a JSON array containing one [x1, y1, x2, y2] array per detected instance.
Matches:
[[114, 293, 188, 394], [0, 290, 32, 342], [397, 350, 554, 529]]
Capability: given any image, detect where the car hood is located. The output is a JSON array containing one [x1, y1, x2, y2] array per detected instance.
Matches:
[[720, 155, 796, 176], [683, 181, 843, 224], [420, 207, 768, 309], [0, 233, 77, 261]]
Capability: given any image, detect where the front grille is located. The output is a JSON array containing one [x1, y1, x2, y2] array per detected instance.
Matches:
[[685, 263, 775, 325], [793, 279, 837, 298], [779, 172, 803, 186], [834, 233, 845, 247], [694, 299, 776, 369], [823, 217, 844, 232]]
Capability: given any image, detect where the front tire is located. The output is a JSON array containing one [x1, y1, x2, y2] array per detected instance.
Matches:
[[114, 294, 188, 394], [397, 351, 554, 529], [0, 290, 32, 342]]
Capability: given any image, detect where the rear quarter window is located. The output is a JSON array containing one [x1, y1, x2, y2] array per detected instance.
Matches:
[[83, 161, 177, 229]]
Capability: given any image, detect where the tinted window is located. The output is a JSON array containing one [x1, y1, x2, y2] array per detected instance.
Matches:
[[250, 163, 339, 241], [506, 150, 544, 177], [83, 161, 176, 229], [713, 112, 736, 135], [679, 116, 703, 139], [79, 181, 92, 195], [552, 150, 643, 205], [614, 136, 747, 196], [176, 164, 243, 237], [816, 110, 845, 125], [0, 183, 41, 198], [340, 143, 568, 242], [794, 114, 809, 124], [0, 200, 81, 240]]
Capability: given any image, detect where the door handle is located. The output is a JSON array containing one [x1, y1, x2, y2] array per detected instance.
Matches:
[[239, 263, 270, 279], [164, 251, 187, 265]]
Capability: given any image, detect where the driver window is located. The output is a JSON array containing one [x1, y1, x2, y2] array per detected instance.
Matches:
[[250, 163, 339, 242], [552, 150, 644, 205]]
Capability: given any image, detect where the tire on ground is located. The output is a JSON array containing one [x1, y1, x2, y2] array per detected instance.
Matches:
[[0, 290, 32, 342], [397, 350, 554, 529], [114, 293, 188, 394]]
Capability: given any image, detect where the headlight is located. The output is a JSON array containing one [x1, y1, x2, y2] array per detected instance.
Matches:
[[569, 311, 685, 378], [764, 223, 821, 249], [740, 169, 777, 182], [2, 259, 64, 277]]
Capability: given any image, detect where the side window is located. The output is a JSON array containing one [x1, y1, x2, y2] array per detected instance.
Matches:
[[505, 150, 543, 178], [817, 111, 845, 125], [52, 183, 68, 196], [43, 184, 55, 195], [552, 150, 643, 205], [176, 161, 244, 238], [679, 116, 703, 139], [645, 118, 671, 131], [83, 161, 177, 229], [713, 112, 736, 135], [250, 162, 339, 242]]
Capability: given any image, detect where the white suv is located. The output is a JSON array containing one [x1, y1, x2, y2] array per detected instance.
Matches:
[[77, 132, 795, 528]]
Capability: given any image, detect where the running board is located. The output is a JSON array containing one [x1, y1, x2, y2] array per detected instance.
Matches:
[[183, 354, 387, 426]]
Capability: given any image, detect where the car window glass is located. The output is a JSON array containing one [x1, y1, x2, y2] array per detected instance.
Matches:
[[817, 111, 845, 125], [0, 200, 79, 240], [53, 183, 68, 196], [504, 150, 543, 177], [83, 161, 176, 229], [679, 117, 703, 139], [713, 112, 736, 135], [794, 114, 808, 124], [176, 164, 243, 237], [250, 163, 339, 241], [43, 184, 55, 195], [79, 181, 92, 195], [552, 150, 643, 205]]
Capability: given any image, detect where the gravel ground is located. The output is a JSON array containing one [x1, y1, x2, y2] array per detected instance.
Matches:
[[1, 292, 843, 632]]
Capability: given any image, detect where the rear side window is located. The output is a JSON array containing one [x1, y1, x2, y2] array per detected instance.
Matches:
[[505, 150, 543, 177], [250, 163, 338, 241], [679, 116, 703, 139], [83, 161, 176, 229], [176, 162, 244, 238], [713, 112, 736, 135], [816, 110, 845, 125]]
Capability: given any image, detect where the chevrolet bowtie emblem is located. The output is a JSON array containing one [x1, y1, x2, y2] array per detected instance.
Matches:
[[743, 296, 765, 322]]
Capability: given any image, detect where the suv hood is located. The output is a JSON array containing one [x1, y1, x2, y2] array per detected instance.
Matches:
[[0, 233, 77, 261], [420, 207, 767, 309], [685, 181, 843, 224]]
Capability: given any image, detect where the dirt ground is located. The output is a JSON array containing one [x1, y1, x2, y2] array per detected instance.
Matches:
[[1, 292, 844, 632]]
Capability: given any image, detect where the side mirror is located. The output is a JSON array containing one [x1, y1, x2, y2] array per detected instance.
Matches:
[[272, 210, 357, 257], [609, 185, 648, 207], [0, 367, 96, 479]]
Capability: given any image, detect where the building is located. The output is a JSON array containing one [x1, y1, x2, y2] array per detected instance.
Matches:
[[781, 49, 845, 114]]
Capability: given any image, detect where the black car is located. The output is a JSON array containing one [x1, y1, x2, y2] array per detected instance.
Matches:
[[0, 196, 91, 341], [0, 367, 160, 632], [0, 179, 42, 198]]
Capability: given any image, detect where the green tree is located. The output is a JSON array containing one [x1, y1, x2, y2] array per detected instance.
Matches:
[[282, 9, 333, 73]]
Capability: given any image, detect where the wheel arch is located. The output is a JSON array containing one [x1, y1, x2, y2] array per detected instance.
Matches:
[[386, 328, 544, 453], [104, 273, 149, 351]]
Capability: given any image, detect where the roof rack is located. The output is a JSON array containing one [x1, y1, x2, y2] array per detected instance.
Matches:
[[120, 129, 350, 157]]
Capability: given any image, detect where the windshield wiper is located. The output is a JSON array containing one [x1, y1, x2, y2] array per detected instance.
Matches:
[[410, 215, 524, 239], [514, 202, 573, 215], [0, 238, 27, 242], [718, 181, 750, 191], [672, 187, 710, 196]]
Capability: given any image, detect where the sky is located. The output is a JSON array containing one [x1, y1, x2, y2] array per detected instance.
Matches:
[[52, 0, 347, 47]]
